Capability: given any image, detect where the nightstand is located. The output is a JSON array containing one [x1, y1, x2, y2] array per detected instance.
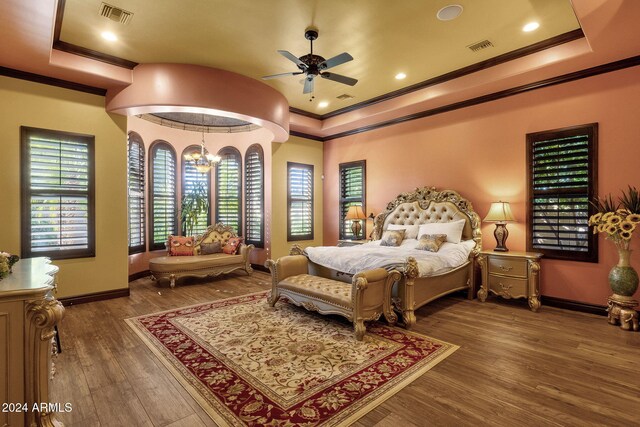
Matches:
[[477, 250, 542, 311], [337, 239, 369, 247]]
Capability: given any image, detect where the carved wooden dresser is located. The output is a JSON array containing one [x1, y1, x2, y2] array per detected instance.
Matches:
[[0, 257, 65, 427]]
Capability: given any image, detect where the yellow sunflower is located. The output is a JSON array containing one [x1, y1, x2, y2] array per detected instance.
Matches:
[[607, 215, 622, 225], [602, 212, 613, 222], [606, 224, 618, 235], [598, 223, 607, 233], [589, 212, 603, 225], [628, 213, 640, 223], [617, 208, 630, 215], [620, 220, 636, 232], [621, 231, 633, 240]]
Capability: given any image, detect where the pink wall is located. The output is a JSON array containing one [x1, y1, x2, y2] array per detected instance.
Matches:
[[323, 66, 640, 306], [127, 116, 274, 276]]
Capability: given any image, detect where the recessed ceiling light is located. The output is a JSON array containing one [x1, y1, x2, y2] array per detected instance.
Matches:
[[437, 5, 463, 21], [395, 72, 407, 80], [318, 101, 329, 108], [101, 31, 118, 42], [522, 22, 540, 32]]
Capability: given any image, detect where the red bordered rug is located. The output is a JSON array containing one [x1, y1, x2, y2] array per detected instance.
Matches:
[[126, 291, 458, 426]]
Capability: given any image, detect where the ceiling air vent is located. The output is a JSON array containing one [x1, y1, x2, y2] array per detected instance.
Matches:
[[99, 3, 133, 24], [467, 39, 494, 52], [336, 94, 355, 100]]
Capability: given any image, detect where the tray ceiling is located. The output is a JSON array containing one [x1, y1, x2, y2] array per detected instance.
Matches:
[[58, 0, 580, 115]]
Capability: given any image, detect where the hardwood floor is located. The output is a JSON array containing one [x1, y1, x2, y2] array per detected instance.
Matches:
[[52, 272, 640, 426]]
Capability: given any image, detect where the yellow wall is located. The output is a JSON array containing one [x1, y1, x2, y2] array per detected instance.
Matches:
[[270, 136, 324, 260], [0, 76, 128, 298]]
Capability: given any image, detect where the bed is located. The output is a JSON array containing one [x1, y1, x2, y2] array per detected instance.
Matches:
[[292, 186, 482, 329]]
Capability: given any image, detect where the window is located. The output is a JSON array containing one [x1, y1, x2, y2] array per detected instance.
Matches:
[[149, 141, 177, 251], [127, 132, 145, 254], [287, 162, 314, 241], [20, 126, 95, 259], [216, 147, 242, 234], [339, 160, 366, 240], [245, 144, 264, 247], [526, 123, 598, 262], [181, 145, 211, 236]]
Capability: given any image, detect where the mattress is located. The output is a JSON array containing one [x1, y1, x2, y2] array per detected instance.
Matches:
[[304, 239, 475, 277]]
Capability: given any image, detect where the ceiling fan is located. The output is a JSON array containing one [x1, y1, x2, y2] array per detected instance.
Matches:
[[262, 28, 358, 95]]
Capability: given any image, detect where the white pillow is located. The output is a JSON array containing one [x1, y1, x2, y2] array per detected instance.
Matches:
[[387, 224, 420, 240], [418, 219, 466, 244]]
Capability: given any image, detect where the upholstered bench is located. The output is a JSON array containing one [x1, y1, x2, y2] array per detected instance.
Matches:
[[265, 255, 400, 340], [149, 223, 254, 288]]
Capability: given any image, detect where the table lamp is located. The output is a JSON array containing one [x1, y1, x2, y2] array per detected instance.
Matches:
[[345, 205, 367, 240], [483, 201, 516, 252]]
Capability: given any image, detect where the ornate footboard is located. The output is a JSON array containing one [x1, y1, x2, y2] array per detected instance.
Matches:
[[395, 257, 474, 329]]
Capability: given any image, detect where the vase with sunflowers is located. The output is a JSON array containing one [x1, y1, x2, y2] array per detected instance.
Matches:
[[589, 187, 640, 298]]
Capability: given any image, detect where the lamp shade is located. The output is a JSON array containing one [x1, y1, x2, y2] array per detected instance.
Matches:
[[345, 205, 367, 220], [483, 201, 516, 222]]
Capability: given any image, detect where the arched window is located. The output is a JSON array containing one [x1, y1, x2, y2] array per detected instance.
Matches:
[[181, 145, 211, 236], [127, 132, 146, 253], [149, 141, 177, 250], [244, 144, 264, 247], [215, 147, 242, 234]]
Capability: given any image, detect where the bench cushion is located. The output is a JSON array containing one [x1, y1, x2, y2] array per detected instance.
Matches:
[[150, 253, 243, 273], [278, 274, 352, 309]]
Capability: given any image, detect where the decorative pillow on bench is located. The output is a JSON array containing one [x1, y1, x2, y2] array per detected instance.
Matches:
[[200, 241, 222, 255], [223, 237, 243, 255], [168, 236, 194, 256]]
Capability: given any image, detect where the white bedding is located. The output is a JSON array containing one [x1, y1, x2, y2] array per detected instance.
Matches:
[[304, 239, 476, 277]]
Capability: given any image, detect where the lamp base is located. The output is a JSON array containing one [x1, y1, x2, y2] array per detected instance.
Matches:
[[493, 222, 510, 252], [351, 220, 362, 240]]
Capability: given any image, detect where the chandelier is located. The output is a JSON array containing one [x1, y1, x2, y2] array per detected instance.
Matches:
[[183, 116, 221, 173]]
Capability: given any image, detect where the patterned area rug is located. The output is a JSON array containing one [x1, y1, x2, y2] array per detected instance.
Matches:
[[126, 292, 458, 426]]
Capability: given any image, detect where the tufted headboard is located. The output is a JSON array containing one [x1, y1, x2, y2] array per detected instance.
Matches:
[[371, 187, 481, 254]]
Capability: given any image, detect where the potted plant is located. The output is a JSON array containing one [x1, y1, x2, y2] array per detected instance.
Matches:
[[589, 186, 640, 298], [180, 181, 209, 237]]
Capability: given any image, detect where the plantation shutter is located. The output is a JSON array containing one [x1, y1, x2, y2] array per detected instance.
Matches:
[[150, 142, 177, 250], [127, 134, 145, 253], [216, 148, 242, 234], [339, 161, 366, 240], [21, 127, 95, 259], [527, 124, 598, 262], [287, 162, 314, 241], [244, 145, 264, 247], [182, 146, 210, 236]]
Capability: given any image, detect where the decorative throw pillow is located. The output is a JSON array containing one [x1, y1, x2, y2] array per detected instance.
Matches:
[[387, 224, 420, 240], [418, 219, 466, 244], [168, 236, 194, 256], [416, 234, 447, 252], [200, 241, 222, 255], [380, 230, 405, 247], [222, 237, 243, 255]]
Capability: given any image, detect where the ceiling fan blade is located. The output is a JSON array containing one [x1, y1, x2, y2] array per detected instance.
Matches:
[[320, 72, 358, 86], [303, 76, 315, 94], [318, 52, 353, 71], [261, 71, 304, 80], [278, 50, 307, 68]]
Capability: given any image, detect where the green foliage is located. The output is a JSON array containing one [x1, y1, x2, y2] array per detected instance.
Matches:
[[591, 186, 640, 215], [590, 193, 619, 214], [619, 186, 640, 214], [180, 181, 209, 236]]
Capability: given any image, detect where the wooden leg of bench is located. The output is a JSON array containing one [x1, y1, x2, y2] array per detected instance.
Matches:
[[170, 274, 176, 289], [267, 290, 280, 307], [354, 319, 366, 341]]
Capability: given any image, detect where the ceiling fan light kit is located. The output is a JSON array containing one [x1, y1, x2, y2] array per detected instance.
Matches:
[[262, 27, 358, 98]]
